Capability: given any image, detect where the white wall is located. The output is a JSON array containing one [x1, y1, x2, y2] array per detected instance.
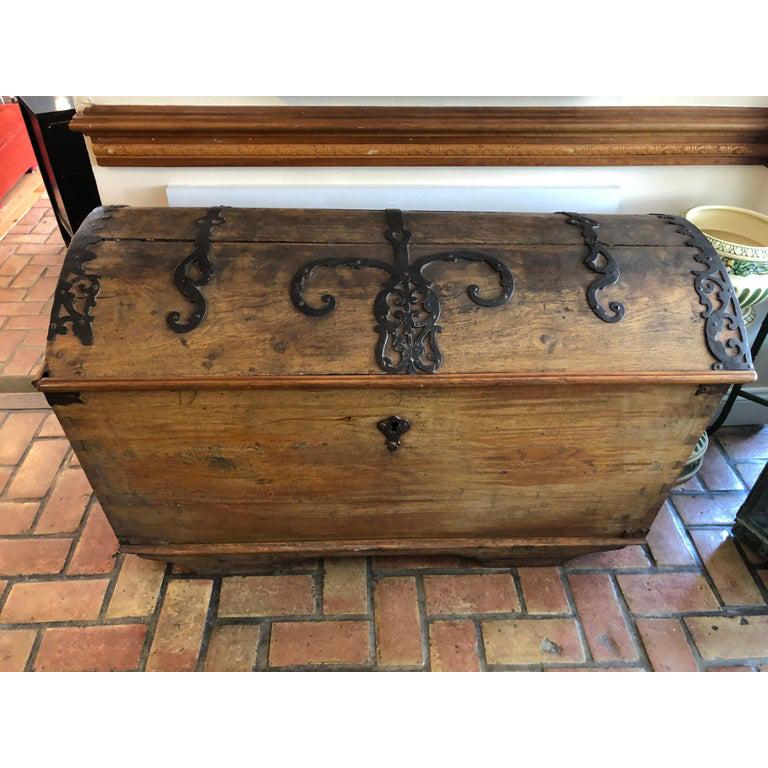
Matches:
[[79, 96, 768, 107], [92, 163, 768, 215]]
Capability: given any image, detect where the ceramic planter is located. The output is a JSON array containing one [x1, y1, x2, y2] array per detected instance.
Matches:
[[685, 205, 768, 325]]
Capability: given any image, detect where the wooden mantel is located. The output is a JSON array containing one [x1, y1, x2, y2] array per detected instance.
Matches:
[[70, 104, 768, 167]]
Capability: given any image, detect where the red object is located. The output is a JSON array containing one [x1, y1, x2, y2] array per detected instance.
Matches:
[[0, 102, 37, 200]]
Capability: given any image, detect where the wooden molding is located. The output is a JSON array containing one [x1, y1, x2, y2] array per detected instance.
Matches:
[[122, 536, 642, 563], [36, 370, 757, 392], [71, 105, 768, 167]]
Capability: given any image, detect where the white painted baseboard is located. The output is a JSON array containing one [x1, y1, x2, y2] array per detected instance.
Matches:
[[165, 184, 621, 213], [721, 386, 768, 426]]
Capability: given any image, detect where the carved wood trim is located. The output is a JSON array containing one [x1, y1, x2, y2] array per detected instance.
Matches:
[[71, 105, 768, 167]]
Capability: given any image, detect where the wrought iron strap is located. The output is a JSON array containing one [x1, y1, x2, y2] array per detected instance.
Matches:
[[655, 214, 752, 371], [47, 206, 120, 346], [290, 208, 515, 374], [167, 206, 226, 333], [560, 212, 625, 323]]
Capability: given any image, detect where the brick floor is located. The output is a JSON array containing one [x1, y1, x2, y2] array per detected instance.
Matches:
[[1, 186, 767, 672], [0, 195, 64, 379]]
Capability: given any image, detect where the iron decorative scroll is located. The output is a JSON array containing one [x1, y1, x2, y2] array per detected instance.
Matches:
[[47, 206, 120, 346], [290, 209, 515, 374], [560, 212, 625, 323], [655, 214, 752, 371], [166, 206, 226, 333]]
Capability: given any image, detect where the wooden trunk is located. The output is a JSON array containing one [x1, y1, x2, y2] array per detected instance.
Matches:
[[36, 206, 756, 569]]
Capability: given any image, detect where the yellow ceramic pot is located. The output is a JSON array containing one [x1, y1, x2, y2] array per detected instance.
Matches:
[[685, 205, 768, 325]]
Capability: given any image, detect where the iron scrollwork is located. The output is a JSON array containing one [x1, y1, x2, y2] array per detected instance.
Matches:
[[47, 206, 121, 346], [166, 206, 226, 333], [655, 214, 752, 371], [560, 211, 625, 323], [290, 209, 515, 374]]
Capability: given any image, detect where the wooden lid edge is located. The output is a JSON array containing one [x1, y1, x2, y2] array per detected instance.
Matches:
[[34, 370, 756, 393]]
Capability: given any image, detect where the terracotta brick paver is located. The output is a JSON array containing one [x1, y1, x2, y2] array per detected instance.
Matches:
[[689, 529, 764, 606], [0, 537, 71, 576], [145, 579, 213, 671], [204, 625, 261, 671], [0, 501, 38, 535], [517, 567, 570, 614], [218, 575, 315, 617], [66, 502, 119, 575], [673, 492, 747, 525], [568, 573, 637, 661], [0, 628, 37, 671], [34, 625, 147, 671], [6, 439, 69, 499], [423, 574, 519, 615], [567, 545, 650, 569], [697, 443, 744, 490], [685, 616, 768, 660], [482, 618, 585, 666], [270, 621, 370, 668], [0, 196, 64, 378], [0, 579, 108, 623], [35, 468, 93, 533], [617, 573, 720, 615], [1, 203, 768, 671], [429, 620, 480, 671], [635, 618, 697, 672], [0, 411, 45, 464], [322, 558, 368, 615], [374, 576, 423, 667], [646, 501, 697, 566], [106, 555, 166, 619]]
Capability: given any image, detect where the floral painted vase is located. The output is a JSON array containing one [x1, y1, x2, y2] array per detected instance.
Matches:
[[685, 206, 768, 325]]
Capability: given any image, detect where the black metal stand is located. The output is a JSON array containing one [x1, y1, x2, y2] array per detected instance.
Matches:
[[734, 459, 768, 560], [708, 309, 768, 434]]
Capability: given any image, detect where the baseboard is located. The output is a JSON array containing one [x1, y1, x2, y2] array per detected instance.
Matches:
[[722, 386, 768, 426]]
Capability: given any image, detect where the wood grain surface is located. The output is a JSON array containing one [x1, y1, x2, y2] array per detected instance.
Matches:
[[50, 383, 721, 555]]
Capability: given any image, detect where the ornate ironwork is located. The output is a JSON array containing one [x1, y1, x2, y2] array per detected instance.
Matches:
[[47, 206, 120, 346], [44, 391, 84, 407], [291, 209, 515, 373], [167, 207, 226, 333], [560, 211, 625, 323], [655, 214, 752, 371], [377, 416, 411, 451]]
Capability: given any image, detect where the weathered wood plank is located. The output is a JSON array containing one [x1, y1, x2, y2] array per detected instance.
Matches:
[[97, 207, 691, 246], [51, 383, 720, 550], [39, 205, 749, 567], [44, 238, 726, 379]]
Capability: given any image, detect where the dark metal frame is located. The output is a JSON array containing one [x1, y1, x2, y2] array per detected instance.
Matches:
[[733, 456, 768, 560], [17, 96, 102, 245]]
